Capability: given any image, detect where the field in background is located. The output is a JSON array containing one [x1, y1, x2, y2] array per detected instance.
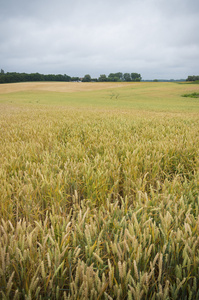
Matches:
[[0, 81, 135, 94], [0, 81, 199, 112], [0, 82, 199, 299]]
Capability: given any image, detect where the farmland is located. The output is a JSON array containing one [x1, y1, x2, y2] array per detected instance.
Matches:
[[0, 82, 199, 299]]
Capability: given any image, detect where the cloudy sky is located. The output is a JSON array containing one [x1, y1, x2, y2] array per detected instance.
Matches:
[[0, 0, 199, 80]]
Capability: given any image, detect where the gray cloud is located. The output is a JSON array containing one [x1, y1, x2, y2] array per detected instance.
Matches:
[[0, 0, 199, 79]]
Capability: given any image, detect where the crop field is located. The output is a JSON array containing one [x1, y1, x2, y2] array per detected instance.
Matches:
[[0, 82, 199, 299]]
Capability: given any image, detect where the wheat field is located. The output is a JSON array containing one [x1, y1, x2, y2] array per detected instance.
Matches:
[[0, 82, 199, 299], [0, 81, 135, 94]]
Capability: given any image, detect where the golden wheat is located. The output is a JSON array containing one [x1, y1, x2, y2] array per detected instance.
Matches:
[[0, 90, 199, 299]]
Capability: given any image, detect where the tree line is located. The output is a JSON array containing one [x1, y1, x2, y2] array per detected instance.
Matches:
[[0, 69, 141, 84], [82, 72, 141, 82], [98, 72, 141, 82], [186, 75, 199, 81], [0, 69, 78, 84]]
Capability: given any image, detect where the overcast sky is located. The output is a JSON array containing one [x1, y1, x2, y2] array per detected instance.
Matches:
[[0, 0, 199, 79]]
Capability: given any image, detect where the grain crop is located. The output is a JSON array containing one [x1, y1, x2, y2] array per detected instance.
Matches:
[[0, 82, 199, 299]]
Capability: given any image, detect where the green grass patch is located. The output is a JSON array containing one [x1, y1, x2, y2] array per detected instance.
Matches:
[[182, 92, 199, 98], [187, 80, 199, 84]]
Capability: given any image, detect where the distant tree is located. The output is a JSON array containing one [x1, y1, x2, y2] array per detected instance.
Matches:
[[0, 74, 6, 83], [82, 74, 91, 82], [31, 73, 44, 81], [107, 73, 116, 81], [98, 74, 107, 82], [153, 79, 158, 82], [186, 76, 192, 81], [107, 73, 123, 82], [100, 72, 142, 82], [186, 75, 199, 81], [63, 74, 71, 81], [123, 73, 131, 81], [115, 72, 123, 80], [71, 77, 80, 82], [131, 73, 141, 81], [0, 70, 143, 84], [55, 74, 66, 81], [45, 74, 56, 81]]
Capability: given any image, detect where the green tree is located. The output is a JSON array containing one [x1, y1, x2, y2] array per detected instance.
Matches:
[[131, 73, 141, 81], [82, 74, 91, 82], [71, 77, 80, 82], [186, 75, 199, 81], [108, 73, 122, 82], [98, 74, 107, 82], [123, 73, 131, 81], [115, 72, 123, 80]]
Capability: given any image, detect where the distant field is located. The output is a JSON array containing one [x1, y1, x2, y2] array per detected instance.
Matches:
[[0, 81, 199, 113], [0, 82, 199, 299], [0, 81, 134, 93]]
